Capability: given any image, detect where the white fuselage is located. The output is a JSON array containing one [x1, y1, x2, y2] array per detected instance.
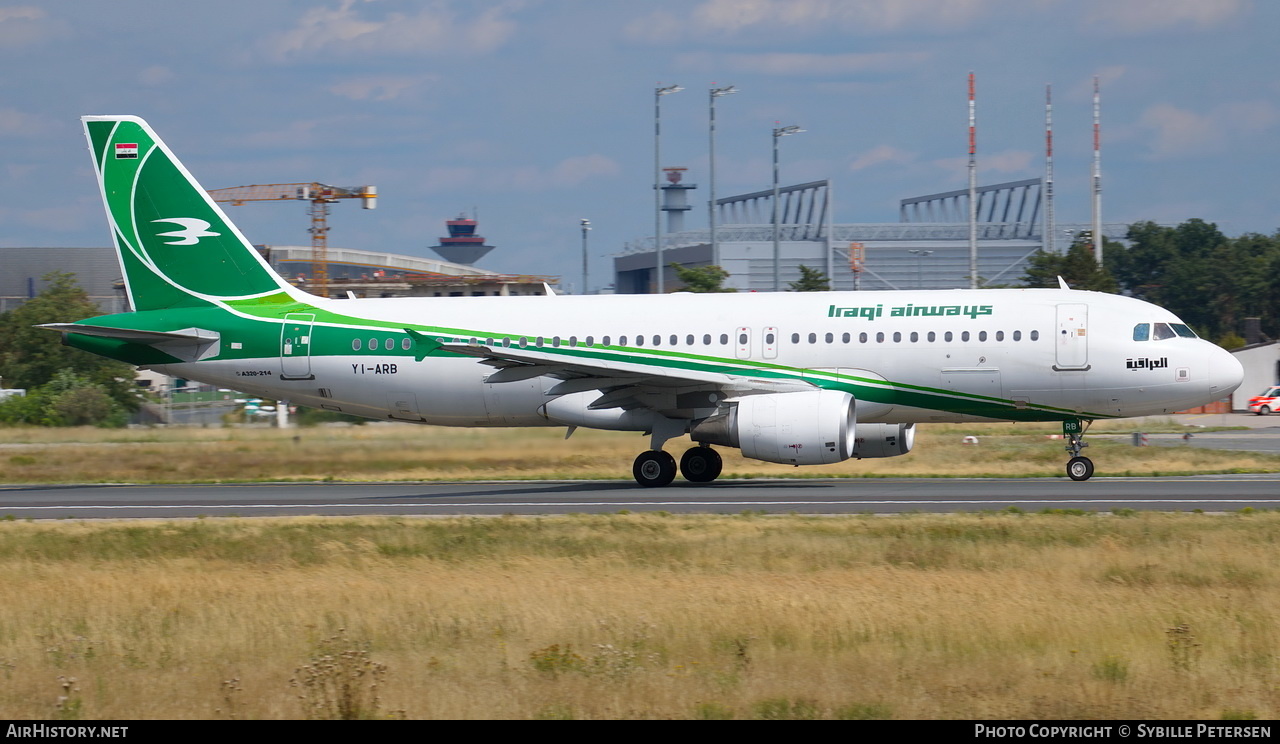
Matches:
[[147, 288, 1243, 429]]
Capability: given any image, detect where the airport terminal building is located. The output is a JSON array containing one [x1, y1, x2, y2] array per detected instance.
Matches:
[[614, 179, 1128, 294]]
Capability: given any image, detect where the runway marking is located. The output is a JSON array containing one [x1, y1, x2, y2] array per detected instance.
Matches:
[[4, 498, 1280, 511]]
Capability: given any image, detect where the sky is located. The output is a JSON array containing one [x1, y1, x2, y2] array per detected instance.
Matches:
[[2, 0, 1277, 292]]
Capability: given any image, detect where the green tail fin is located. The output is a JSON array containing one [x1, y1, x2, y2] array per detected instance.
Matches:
[[82, 115, 296, 311]]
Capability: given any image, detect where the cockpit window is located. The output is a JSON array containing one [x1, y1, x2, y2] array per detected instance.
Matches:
[[1170, 323, 1197, 339], [1152, 322, 1176, 340], [1132, 323, 1150, 342]]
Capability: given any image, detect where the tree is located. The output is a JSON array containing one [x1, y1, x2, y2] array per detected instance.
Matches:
[[0, 271, 138, 410], [1022, 239, 1118, 293], [669, 263, 735, 293], [788, 265, 830, 292]]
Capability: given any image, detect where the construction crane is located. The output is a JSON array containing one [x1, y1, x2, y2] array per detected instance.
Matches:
[[206, 183, 377, 295]]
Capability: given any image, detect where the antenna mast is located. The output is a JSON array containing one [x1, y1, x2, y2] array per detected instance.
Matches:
[[1044, 85, 1056, 255], [967, 72, 978, 289], [1091, 76, 1103, 265]]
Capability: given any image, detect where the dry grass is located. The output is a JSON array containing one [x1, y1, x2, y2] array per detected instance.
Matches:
[[0, 420, 1275, 484], [0, 512, 1277, 719]]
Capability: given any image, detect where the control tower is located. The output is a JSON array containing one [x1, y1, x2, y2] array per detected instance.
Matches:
[[661, 167, 696, 233], [429, 213, 495, 265]]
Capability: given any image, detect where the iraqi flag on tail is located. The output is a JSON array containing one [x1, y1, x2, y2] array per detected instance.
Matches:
[[115, 143, 138, 159]]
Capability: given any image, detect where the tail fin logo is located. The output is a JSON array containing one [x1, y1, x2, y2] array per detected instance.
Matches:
[[152, 217, 221, 246]]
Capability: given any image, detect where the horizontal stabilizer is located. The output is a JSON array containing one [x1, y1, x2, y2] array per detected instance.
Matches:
[[37, 323, 221, 362]]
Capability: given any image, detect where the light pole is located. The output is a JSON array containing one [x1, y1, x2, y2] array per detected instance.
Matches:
[[709, 84, 737, 269], [580, 218, 591, 295], [908, 249, 934, 289], [654, 83, 683, 294], [772, 124, 803, 292]]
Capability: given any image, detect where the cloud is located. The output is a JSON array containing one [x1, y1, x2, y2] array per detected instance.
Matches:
[[628, 0, 991, 41], [138, 66, 175, 86], [0, 5, 66, 47], [931, 149, 1034, 178], [850, 145, 916, 172], [0, 108, 49, 138], [422, 154, 621, 193], [263, 0, 520, 60], [678, 51, 931, 76], [1083, 0, 1251, 32], [330, 74, 439, 101], [1137, 100, 1280, 159]]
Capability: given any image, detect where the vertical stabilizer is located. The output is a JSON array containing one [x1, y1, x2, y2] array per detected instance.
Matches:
[[82, 116, 299, 311]]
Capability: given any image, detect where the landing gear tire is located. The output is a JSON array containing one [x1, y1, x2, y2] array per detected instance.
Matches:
[[633, 450, 677, 488], [1067, 456, 1094, 482], [680, 447, 722, 483]]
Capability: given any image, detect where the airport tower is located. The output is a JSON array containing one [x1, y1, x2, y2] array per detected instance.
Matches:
[[430, 213, 495, 265]]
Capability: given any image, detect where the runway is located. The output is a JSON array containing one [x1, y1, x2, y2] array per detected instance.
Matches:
[[2, 473, 1279, 519]]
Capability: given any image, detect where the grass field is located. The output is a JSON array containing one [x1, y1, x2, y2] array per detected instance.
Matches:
[[0, 512, 1276, 720], [0, 419, 1277, 484]]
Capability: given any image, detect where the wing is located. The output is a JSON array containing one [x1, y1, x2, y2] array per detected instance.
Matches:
[[419, 332, 811, 417]]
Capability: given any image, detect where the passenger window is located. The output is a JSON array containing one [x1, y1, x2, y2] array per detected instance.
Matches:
[[739, 333, 749, 345], [876, 332, 885, 343], [384, 338, 394, 351], [961, 331, 970, 342], [653, 335, 661, 346], [910, 331, 919, 342], [686, 334, 695, 345], [404, 338, 413, 350], [1012, 330, 1021, 341], [1153, 323, 1175, 340], [945, 331, 953, 342], [825, 333, 834, 343], [808, 333, 817, 344], [617, 335, 625, 345], [702, 334, 711, 345], [1030, 330, 1039, 341], [893, 332, 902, 342], [670, 335, 678, 346], [552, 337, 561, 347], [1133, 323, 1150, 342], [842, 332, 851, 343], [791, 333, 800, 344], [635, 335, 644, 346], [352, 339, 362, 351], [859, 332, 868, 343], [978, 331, 987, 342], [536, 337, 544, 347], [720, 334, 729, 345], [368, 337, 377, 349], [765, 332, 776, 345], [995, 331, 1004, 341], [927, 331, 936, 342]]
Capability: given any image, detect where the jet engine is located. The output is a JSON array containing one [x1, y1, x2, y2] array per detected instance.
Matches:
[[851, 423, 915, 458], [690, 390, 855, 465]]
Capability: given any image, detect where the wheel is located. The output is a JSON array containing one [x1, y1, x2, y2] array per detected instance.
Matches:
[[679, 447, 723, 483], [1066, 456, 1094, 482], [1260, 406, 1272, 416], [633, 450, 677, 488]]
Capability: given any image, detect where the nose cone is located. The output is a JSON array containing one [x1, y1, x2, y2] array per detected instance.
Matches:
[[1209, 346, 1244, 399]]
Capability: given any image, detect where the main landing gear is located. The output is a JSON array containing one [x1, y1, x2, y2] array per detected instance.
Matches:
[[1064, 422, 1094, 482], [632, 445, 722, 487]]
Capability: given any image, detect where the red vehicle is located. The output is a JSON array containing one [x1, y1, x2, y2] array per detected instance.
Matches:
[[1248, 386, 1280, 415]]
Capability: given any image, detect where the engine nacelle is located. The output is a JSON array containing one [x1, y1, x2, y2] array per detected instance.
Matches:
[[691, 390, 855, 465], [851, 423, 915, 458]]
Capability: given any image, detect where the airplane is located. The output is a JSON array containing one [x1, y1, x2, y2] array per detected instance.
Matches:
[[42, 115, 1244, 487]]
